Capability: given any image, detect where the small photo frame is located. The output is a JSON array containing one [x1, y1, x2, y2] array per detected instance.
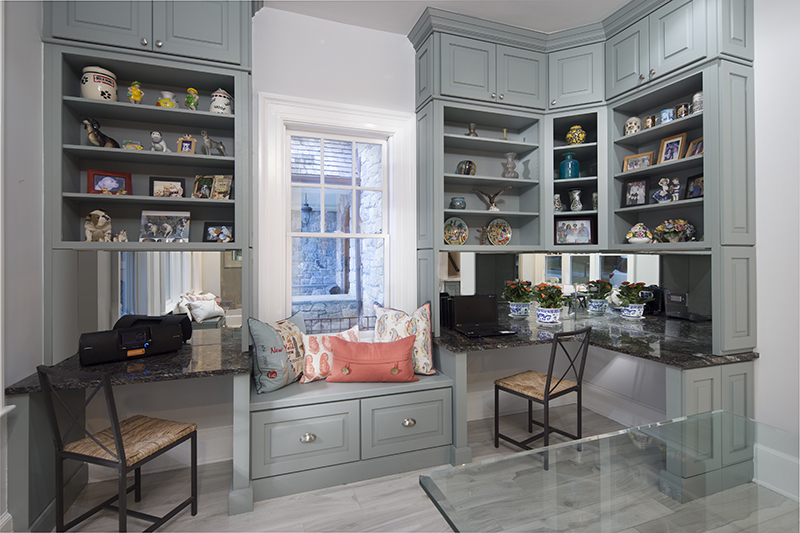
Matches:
[[177, 134, 196, 154], [87, 169, 131, 195], [211, 175, 233, 200], [555, 217, 595, 245], [657, 133, 688, 164], [192, 175, 215, 198], [139, 210, 191, 242], [686, 175, 704, 199], [149, 177, 185, 198], [686, 137, 704, 157], [203, 222, 234, 243], [622, 152, 654, 172], [622, 178, 649, 207]]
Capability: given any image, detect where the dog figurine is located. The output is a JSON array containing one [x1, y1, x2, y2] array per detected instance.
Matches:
[[82, 118, 120, 148], [143, 222, 158, 237], [84, 209, 112, 242], [200, 130, 227, 156], [150, 131, 171, 152], [112, 229, 128, 242]]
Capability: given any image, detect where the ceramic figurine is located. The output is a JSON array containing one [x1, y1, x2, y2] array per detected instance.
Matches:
[[670, 178, 681, 201], [185, 88, 199, 111], [209, 88, 233, 114], [82, 117, 119, 148], [456, 160, 477, 175], [80, 66, 117, 101], [592, 192, 598, 210], [156, 90, 178, 108], [502, 152, 519, 178], [652, 177, 672, 203], [113, 229, 128, 242], [568, 188, 583, 211], [122, 140, 143, 150], [150, 131, 172, 152], [84, 209, 112, 242], [477, 226, 489, 245], [566, 125, 586, 145], [473, 187, 512, 212], [466, 123, 478, 136], [200, 130, 227, 156], [553, 194, 564, 212], [126, 81, 143, 104]]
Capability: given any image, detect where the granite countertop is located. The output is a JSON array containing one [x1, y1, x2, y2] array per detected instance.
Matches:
[[436, 305, 758, 370], [6, 327, 251, 396]]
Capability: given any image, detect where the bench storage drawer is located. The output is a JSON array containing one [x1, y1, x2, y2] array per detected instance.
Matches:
[[251, 400, 359, 478], [361, 388, 452, 459]]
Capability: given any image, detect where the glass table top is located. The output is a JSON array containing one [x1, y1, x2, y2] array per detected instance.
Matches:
[[420, 411, 799, 532]]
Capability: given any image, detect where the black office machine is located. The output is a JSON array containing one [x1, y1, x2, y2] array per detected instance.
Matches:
[[79, 314, 191, 366]]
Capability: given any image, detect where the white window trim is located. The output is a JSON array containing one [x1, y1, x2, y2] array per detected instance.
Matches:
[[256, 93, 416, 321]]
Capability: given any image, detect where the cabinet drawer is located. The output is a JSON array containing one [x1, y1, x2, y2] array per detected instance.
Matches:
[[251, 400, 359, 479], [361, 388, 452, 459]]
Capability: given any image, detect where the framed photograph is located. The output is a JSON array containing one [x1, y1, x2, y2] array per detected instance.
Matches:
[[555, 217, 595, 245], [203, 222, 234, 243], [622, 152, 654, 172], [622, 178, 649, 207], [686, 137, 704, 157], [139, 210, 191, 242], [211, 175, 234, 200], [177, 134, 196, 154], [657, 133, 688, 164], [87, 169, 131, 195], [686, 175, 704, 199], [149, 177, 185, 198], [192, 175, 215, 198]]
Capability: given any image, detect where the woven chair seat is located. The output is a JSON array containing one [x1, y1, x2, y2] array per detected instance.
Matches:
[[495, 370, 577, 401], [64, 414, 197, 467]]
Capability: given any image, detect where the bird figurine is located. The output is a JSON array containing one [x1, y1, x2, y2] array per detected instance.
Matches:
[[82, 117, 119, 148], [126, 81, 143, 104], [473, 187, 512, 211], [184, 88, 199, 111]]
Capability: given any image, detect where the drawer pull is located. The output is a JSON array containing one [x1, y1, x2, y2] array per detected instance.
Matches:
[[299, 433, 317, 443], [402, 418, 416, 427]]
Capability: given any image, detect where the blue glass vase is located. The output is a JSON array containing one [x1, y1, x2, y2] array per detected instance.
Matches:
[[560, 152, 579, 179]]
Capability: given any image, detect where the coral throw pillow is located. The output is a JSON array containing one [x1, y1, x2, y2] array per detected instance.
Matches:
[[374, 303, 435, 375], [299, 326, 359, 383], [326, 336, 418, 383]]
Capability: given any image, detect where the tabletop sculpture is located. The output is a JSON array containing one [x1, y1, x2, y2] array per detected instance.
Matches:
[[473, 187, 512, 211]]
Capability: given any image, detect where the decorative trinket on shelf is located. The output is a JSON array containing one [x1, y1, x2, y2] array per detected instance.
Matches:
[[177, 134, 197, 154], [652, 177, 672, 203], [568, 188, 583, 211], [592, 192, 598, 211], [112, 229, 128, 242], [156, 90, 178, 108], [566, 125, 586, 145], [643, 115, 657, 129], [559, 152, 579, 179], [456, 160, 476, 175], [465, 123, 478, 136], [126, 81, 143, 104], [653, 219, 696, 243], [449, 197, 466, 210], [675, 102, 690, 119], [184, 88, 199, 110], [659, 108, 674, 124], [209, 88, 233, 114], [626, 223, 653, 244], [122, 140, 143, 150], [692, 91, 703, 113], [476, 226, 488, 245], [150, 131, 172, 152], [502, 152, 519, 178], [84, 209, 112, 242], [80, 66, 117, 101], [200, 130, 227, 156], [625, 117, 641, 136], [502, 128, 508, 140], [553, 193, 564, 212], [82, 117, 119, 148], [473, 187, 511, 212], [443, 217, 468, 246], [487, 218, 512, 246], [670, 178, 681, 201]]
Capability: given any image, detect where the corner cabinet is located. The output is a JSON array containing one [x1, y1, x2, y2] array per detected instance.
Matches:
[[548, 43, 605, 109]]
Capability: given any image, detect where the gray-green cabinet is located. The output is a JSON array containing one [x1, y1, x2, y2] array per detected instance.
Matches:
[[548, 43, 605, 109], [665, 362, 753, 419], [45, 0, 248, 66]]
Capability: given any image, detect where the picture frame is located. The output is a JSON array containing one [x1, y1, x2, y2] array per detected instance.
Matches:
[[622, 178, 649, 208], [622, 152, 654, 172], [555, 217, 595, 245], [139, 210, 191, 242], [149, 177, 185, 198], [177, 134, 196, 154], [203, 222, 234, 243], [87, 169, 131, 195], [211, 175, 234, 200], [685, 175, 704, 199], [192, 175, 215, 198], [657, 132, 688, 164], [686, 137, 704, 157]]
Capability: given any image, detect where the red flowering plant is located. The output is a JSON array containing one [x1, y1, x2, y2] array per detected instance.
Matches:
[[583, 279, 612, 300], [502, 279, 533, 303], [616, 281, 654, 306], [531, 283, 566, 309]]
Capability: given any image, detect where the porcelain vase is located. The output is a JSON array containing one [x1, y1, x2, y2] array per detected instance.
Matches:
[[553, 194, 564, 212], [566, 125, 586, 145], [509, 302, 531, 318], [621, 304, 645, 319], [536, 307, 561, 324], [502, 152, 519, 178], [588, 299, 608, 314], [449, 197, 466, 209], [568, 189, 583, 211]]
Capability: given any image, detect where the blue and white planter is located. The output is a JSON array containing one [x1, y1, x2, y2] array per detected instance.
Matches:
[[509, 302, 531, 317], [588, 299, 609, 314], [621, 304, 645, 318], [536, 307, 561, 324]]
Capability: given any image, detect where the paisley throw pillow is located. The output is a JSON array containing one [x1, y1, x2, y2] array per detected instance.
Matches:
[[374, 302, 434, 375], [299, 325, 360, 383]]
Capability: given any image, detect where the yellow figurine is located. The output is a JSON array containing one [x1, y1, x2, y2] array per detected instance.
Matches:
[[184, 87, 199, 111], [126, 81, 143, 104]]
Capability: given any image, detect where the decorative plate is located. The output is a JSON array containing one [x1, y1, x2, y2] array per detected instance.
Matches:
[[487, 218, 512, 246], [443, 217, 468, 245]]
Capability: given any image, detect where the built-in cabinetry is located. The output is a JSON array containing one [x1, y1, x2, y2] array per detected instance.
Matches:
[[548, 43, 605, 109]]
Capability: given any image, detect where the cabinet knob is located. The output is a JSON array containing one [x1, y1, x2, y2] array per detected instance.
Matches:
[[649, 69, 656, 77], [551, 99, 557, 105], [155, 40, 163, 48], [639, 74, 646, 81], [402, 418, 416, 427], [299, 433, 317, 443], [498, 94, 504, 100], [491, 93, 496, 99], [140, 37, 148, 46]]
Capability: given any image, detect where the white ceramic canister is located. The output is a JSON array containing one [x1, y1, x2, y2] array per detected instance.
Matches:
[[209, 88, 234, 114], [624, 116, 642, 136], [692, 91, 703, 113], [80, 66, 118, 101]]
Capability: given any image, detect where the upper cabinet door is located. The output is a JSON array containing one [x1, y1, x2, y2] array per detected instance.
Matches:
[[49, 1, 152, 51], [496, 45, 546, 109], [649, 0, 706, 78], [548, 43, 604, 109], [440, 34, 496, 102], [153, 1, 241, 64], [606, 19, 649, 100]]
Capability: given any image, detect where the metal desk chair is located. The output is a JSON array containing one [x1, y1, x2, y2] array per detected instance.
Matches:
[[37, 366, 198, 532], [494, 327, 592, 450]]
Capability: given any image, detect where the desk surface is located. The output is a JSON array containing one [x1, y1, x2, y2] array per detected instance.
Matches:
[[5, 327, 250, 395], [420, 410, 799, 532], [435, 308, 758, 369]]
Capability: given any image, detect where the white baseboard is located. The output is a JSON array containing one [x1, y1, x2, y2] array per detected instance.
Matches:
[[0, 511, 13, 532], [581, 382, 665, 428], [754, 442, 800, 502]]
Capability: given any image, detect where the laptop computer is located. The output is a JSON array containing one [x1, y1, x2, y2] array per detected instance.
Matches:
[[451, 294, 516, 338]]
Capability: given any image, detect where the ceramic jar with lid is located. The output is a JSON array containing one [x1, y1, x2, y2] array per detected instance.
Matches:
[[624, 117, 642, 136], [80, 66, 118, 101], [210, 88, 234, 114], [566, 125, 586, 145]]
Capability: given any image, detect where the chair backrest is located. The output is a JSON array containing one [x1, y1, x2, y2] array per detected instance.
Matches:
[[37, 365, 127, 465], [544, 327, 592, 397]]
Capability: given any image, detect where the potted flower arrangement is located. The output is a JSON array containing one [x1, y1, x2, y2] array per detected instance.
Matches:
[[531, 283, 566, 324], [502, 279, 533, 317], [583, 279, 612, 314], [614, 281, 654, 319], [653, 219, 696, 243], [626, 223, 653, 244]]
